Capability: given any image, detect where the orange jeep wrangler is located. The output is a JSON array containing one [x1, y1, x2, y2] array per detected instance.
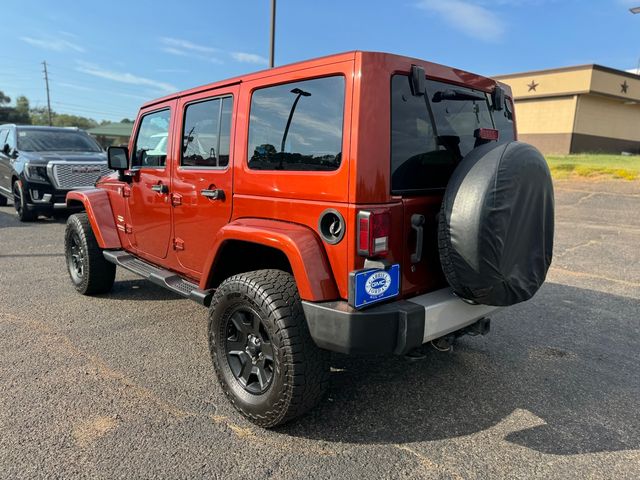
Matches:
[[64, 51, 554, 427]]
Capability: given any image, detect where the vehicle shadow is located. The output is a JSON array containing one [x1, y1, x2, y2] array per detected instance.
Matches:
[[0, 207, 71, 228], [0, 208, 29, 228], [108, 278, 185, 302], [280, 283, 640, 456]]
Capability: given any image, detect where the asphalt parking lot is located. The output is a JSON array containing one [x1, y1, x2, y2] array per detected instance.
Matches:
[[0, 179, 639, 479]]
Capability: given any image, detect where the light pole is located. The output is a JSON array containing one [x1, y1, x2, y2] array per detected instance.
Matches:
[[279, 88, 311, 168], [270, 0, 276, 68], [631, 7, 640, 74]]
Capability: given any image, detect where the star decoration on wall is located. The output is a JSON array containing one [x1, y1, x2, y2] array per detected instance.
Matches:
[[527, 80, 539, 92], [621, 81, 629, 94]]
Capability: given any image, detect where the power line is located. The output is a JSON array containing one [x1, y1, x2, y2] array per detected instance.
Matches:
[[52, 102, 134, 118]]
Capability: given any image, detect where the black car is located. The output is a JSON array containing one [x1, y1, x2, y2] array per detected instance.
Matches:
[[0, 125, 112, 221]]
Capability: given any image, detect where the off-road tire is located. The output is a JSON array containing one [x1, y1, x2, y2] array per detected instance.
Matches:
[[64, 213, 116, 295], [208, 269, 330, 427], [12, 180, 37, 222]]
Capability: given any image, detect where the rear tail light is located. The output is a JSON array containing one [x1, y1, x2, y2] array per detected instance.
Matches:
[[357, 209, 390, 257], [474, 128, 500, 141]]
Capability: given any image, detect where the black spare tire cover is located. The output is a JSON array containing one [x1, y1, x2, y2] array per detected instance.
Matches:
[[438, 141, 554, 306]]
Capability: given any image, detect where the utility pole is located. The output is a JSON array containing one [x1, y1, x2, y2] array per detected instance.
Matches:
[[42, 61, 52, 126], [269, 0, 276, 68]]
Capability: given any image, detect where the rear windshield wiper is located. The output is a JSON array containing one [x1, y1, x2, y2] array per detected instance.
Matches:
[[432, 89, 486, 103]]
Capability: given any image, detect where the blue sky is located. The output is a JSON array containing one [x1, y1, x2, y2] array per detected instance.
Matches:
[[2, 0, 640, 122]]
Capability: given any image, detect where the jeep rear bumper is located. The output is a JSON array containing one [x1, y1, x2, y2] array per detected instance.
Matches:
[[302, 288, 498, 355]]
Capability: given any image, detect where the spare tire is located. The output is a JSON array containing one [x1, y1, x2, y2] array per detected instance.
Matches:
[[438, 141, 554, 306]]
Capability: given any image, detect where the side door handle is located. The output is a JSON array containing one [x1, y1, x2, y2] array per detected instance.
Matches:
[[151, 184, 169, 194], [200, 189, 225, 200], [410, 214, 425, 263]]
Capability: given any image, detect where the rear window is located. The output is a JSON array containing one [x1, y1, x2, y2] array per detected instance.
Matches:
[[248, 76, 345, 171], [391, 75, 514, 194], [16, 129, 102, 153]]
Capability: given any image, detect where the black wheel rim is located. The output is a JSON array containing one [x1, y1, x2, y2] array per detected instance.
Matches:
[[224, 308, 274, 395], [12, 182, 22, 215], [67, 232, 85, 283]]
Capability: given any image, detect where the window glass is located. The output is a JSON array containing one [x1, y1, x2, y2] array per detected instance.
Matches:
[[132, 109, 171, 168], [489, 95, 515, 142], [0, 129, 8, 147], [391, 75, 457, 192], [248, 76, 344, 171], [219, 97, 232, 166], [426, 79, 494, 159], [182, 96, 233, 168], [16, 129, 101, 152]]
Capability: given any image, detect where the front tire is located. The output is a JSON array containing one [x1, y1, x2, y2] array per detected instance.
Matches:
[[208, 269, 329, 427], [64, 213, 116, 295], [12, 180, 37, 222]]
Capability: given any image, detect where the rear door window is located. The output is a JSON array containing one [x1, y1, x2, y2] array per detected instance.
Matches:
[[181, 96, 233, 168], [248, 76, 345, 171]]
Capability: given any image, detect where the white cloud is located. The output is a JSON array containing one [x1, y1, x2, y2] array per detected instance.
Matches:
[[159, 37, 222, 63], [231, 52, 269, 65], [160, 37, 218, 54], [75, 61, 176, 94], [21, 35, 86, 53], [416, 0, 505, 42], [156, 68, 189, 73], [57, 82, 94, 91]]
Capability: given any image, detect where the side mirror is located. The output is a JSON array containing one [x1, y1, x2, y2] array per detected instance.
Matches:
[[108, 146, 129, 170], [492, 86, 505, 111], [2, 143, 10, 155]]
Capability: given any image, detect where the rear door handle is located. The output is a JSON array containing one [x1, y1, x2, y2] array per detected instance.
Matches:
[[200, 188, 225, 200], [411, 214, 425, 263], [151, 184, 169, 194]]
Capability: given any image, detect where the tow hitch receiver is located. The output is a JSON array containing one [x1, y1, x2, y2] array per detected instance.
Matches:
[[405, 317, 491, 360]]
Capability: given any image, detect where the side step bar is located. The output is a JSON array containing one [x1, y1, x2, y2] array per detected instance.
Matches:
[[103, 250, 214, 306]]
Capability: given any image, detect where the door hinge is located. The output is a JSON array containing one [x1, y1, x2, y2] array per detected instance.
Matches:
[[173, 238, 185, 251], [170, 193, 182, 206]]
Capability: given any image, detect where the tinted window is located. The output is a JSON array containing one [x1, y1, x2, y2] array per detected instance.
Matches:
[[132, 109, 171, 168], [182, 96, 232, 168], [427, 79, 494, 158], [248, 76, 344, 171], [490, 96, 515, 142], [391, 75, 457, 192], [16, 129, 102, 152]]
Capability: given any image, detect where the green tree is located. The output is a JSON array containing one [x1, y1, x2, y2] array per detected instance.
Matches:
[[0, 91, 30, 124], [15, 96, 30, 117]]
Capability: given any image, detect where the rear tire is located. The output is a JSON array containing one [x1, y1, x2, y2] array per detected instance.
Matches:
[[208, 269, 330, 427], [64, 213, 116, 295], [12, 180, 37, 222], [0, 194, 7, 206]]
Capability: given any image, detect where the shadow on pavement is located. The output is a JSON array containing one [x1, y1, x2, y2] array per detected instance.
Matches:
[[281, 282, 640, 456], [108, 278, 185, 302]]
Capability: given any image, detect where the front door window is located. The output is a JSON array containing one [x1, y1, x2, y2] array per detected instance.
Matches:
[[132, 109, 171, 168]]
